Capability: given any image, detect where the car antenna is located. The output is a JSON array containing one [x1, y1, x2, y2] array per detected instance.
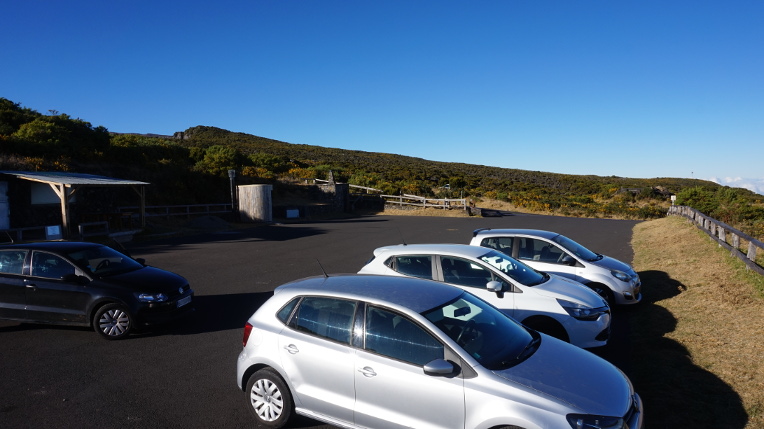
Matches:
[[397, 227, 407, 245], [316, 259, 329, 278]]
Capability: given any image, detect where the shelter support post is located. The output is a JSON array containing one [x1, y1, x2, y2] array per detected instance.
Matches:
[[49, 183, 77, 239]]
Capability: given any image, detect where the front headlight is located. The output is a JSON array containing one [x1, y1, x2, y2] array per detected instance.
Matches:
[[567, 414, 625, 429], [611, 270, 631, 282], [137, 293, 168, 302], [557, 299, 607, 321]]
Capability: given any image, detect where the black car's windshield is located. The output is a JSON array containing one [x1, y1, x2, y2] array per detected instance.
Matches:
[[552, 234, 600, 262], [478, 249, 548, 286], [423, 292, 535, 370], [66, 246, 143, 276]]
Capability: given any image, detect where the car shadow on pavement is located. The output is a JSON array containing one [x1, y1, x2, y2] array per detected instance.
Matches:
[[628, 270, 748, 428], [148, 292, 274, 337]]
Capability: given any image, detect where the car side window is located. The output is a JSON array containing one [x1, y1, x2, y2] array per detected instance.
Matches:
[[527, 239, 565, 264], [391, 255, 433, 279], [277, 298, 299, 324], [480, 237, 514, 257], [291, 296, 357, 345], [0, 250, 26, 275], [31, 251, 76, 279], [364, 306, 443, 366], [440, 256, 493, 289]]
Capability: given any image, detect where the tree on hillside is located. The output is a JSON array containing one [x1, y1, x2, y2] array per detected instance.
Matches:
[[193, 145, 241, 177], [0, 98, 40, 135]]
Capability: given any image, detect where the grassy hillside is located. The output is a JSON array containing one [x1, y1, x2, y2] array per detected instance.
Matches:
[[2, 97, 763, 235]]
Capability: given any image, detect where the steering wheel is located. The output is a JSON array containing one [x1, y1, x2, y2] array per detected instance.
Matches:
[[456, 319, 479, 346], [95, 259, 110, 272]]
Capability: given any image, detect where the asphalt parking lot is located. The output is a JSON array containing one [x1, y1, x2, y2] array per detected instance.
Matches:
[[0, 213, 641, 428]]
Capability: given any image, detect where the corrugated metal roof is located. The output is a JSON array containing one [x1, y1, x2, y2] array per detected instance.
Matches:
[[0, 171, 149, 186]]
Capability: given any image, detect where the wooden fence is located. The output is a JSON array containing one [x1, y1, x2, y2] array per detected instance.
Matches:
[[119, 203, 233, 219], [668, 205, 764, 276], [381, 194, 468, 210]]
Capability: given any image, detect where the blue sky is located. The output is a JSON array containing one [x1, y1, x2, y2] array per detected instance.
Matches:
[[3, 1, 763, 193]]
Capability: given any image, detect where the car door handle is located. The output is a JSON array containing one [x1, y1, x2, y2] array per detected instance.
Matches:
[[24, 283, 37, 291], [358, 366, 376, 378], [283, 344, 299, 354]]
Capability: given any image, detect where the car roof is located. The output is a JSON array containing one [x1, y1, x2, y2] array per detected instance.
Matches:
[[373, 243, 493, 258], [0, 241, 105, 252], [473, 228, 560, 239], [276, 274, 464, 314]]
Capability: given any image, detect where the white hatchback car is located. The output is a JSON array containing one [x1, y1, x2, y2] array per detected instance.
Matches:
[[358, 244, 610, 348], [470, 229, 642, 305], [236, 274, 643, 429]]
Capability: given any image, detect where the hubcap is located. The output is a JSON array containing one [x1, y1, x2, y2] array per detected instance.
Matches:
[[99, 309, 129, 336], [251, 379, 283, 422]]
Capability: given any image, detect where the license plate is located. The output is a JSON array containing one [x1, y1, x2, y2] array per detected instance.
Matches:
[[177, 296, 192, 308]]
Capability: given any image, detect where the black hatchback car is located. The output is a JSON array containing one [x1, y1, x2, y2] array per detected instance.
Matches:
[[0, 241, 193, 339]]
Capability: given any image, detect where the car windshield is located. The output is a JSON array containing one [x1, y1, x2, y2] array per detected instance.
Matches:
[[423, 292, 536, 370], [551, 234, 600, 261], [65, 246, 143, 276], [477, 249, 548, 286]]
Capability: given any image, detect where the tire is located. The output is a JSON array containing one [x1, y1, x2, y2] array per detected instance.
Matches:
[[588, 283, 614, 306], [93, 303, 133, 340], [245, 368, 294, 428]]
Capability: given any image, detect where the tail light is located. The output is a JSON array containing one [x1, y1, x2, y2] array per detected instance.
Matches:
[[242, 323, 253, 347]]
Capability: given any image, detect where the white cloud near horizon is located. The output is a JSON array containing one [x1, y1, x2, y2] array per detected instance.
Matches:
[[709, 177, 764, 196]]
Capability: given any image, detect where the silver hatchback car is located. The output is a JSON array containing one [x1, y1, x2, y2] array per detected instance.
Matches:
[[236, 274, 643, 429]]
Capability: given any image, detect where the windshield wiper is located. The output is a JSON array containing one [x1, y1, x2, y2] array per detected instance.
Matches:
[[530, 272, 549, 286], [517, 335, 541, 361], [501, 335, 541, 367]]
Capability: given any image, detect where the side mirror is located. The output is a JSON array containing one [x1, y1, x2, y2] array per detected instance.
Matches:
[[423, 359, 455, 376], [487, 281, 503, 292], [487, 280, 505, 298], [561, 255, 576, 266], [135, 258, 146, 266]]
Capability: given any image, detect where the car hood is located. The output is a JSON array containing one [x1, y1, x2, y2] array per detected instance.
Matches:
[[589, 254, 634, 274], [492, 335, 633, 416], [97, 266, 188, 292], [533, 274, 606, 307]]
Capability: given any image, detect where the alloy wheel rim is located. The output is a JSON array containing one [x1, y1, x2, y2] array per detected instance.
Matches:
[[251, 379, 283, 421], [99, 309, 129, 336]]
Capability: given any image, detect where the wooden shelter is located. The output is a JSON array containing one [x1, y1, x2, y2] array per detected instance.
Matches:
[[0, 171, 149, 238]]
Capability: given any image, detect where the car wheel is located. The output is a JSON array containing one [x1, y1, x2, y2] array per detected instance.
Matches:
[[522, 316, 569, 343], [245, 368, 294, 428], [588, 283, 614, 305], [93, 303, 132, 340]]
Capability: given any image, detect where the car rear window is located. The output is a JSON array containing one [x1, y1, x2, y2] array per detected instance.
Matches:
[[291, 296, 357, 345], [0, 250, 26, 275]]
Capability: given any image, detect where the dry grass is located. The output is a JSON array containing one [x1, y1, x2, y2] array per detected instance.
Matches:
[[473, 199, 558, 215], [630, 216, 764, 428], [380, 206, 472, 217], [381, 199, 552, 217]]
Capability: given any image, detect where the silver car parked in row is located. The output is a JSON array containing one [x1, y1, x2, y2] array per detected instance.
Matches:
[[236, 274, 643, 429], [470, 229, 641, 305], [359, 244, 610, 348]]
